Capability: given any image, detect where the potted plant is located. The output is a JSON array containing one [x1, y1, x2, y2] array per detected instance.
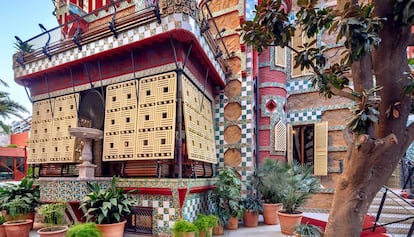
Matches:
[[66, 222, 102, 237], [242, 192, 263, 227], [79, 176, 137, 237], [277, 163, 320, 235], [171, 219, 198, 237], [255, 159, 288, 225], [193, 214, 218, 237], [294, 223, 323, 237], [0, 176, 40, 228], [2, 198, 33, 237], [210, 167, 243, 230], [0, 214, 6, 237], [37, 203, 68, 237]]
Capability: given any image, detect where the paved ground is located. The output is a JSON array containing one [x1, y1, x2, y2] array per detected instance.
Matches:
[[29, 213, 329, 237]]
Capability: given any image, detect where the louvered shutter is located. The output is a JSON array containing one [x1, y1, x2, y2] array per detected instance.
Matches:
[[287, 124, 293, 164], [274, 120, 287, 151], [314, 121, 328, 176], [291, 29, 303, 78]]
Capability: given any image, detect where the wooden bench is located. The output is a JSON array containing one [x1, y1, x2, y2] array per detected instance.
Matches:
[[122, 160, 160, 178]]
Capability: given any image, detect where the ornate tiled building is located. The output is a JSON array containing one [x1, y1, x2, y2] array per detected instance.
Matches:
[[12, 0, 381, 235]]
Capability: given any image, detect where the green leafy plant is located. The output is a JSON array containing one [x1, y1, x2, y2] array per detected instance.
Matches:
[[255, 159, 289, 204], [79, 176, 137, 224], [38, 203, 66, 231], [295, 223, 323, 237], [66, 223, 102, 237], [13, 38, 33, 53], [3, 198, 31, 222], [0, 214, 6, 225], [172, 219, 198, 236], [0, 176, 40, 214], [278, 163, 320, 214], [193, 214, 218, 234], [242, 192, 263, 215], [210, 168, 243, 224]]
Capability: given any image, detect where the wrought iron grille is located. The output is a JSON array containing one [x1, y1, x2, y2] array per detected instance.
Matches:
[[126, 206, 153, 235]]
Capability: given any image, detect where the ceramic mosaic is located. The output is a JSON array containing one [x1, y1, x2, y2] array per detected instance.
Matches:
[[182, 193, 212, 222], [15, 13, 226, 84], [287, 103, 351, 124]]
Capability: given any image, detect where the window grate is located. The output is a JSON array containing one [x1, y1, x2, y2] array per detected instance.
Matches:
[[126, 206, 153, 235]]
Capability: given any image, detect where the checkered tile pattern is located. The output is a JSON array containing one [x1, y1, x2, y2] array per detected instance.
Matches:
[[287, 110, 322, 123], [182, 193, 211, 222], [286, 79, 315, 94], [16, 13, 226, 84]]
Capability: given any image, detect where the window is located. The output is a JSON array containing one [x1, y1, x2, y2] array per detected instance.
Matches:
[[291, 28, 315, 78], [287, 121, 328, 175]]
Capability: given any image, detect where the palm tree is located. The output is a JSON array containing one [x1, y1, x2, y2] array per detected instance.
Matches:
[[0, 79, 28, 134]]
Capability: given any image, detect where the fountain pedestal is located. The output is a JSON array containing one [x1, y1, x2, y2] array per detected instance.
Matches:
[[69, 127, 103, 178]]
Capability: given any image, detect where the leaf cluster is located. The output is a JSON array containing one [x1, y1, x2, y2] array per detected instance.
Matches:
[[295, 223, 323, 236], [172, 219, 198, 235], [393, 0, 414, 25], [80, 176, 137, 224], [66, 223, 102, 237], [193, 214, 218, 232], [242, 192, 263, 214], [0, 176, 40, 214], [255, 159, 288, 204], [39, 203, 66, 228]]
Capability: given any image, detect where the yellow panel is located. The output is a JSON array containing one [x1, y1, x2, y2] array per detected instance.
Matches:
[[182, 77, 217, 164], [49, 137, 77, 163], [103, 80, 138, 161], [314, 121, 328, 176], [53, 94, 79, 119], [274, 120, 287, 152], [274, 47, 286, 67], [135, 72, 177, 160]]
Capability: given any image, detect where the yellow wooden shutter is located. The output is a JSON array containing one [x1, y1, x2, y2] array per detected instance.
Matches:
[[314, 121, 328, 176], [287, 124, 293, 164], [302, 34, 314, 75], [274, 47, 286, 67], [291, 29, 303, 78], [274, 120, 287, 152]]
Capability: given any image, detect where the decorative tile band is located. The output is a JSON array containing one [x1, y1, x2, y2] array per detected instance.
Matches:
[[287, 103, 352, 124]]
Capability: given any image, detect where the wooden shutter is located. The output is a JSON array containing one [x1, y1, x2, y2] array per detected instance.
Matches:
[[274, 47, 286, 67], [291, 29, 316, 77], [287, 124, 293, 164], [314, 121, 328, 176], [274, 120, 287, 151]]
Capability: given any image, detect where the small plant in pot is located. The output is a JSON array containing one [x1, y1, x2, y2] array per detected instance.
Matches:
[[256, 159, 288, 225], [79, 176, 137, 237], [210, 167, 243, 231], [0, 176, 40, 227], [37, 203, 68, 237], [277, 163, 320, 235], [193, 214, 218, 237], [172, 219, 198, 237], [66, 222, 102, 237], [294, 223, 323, 237], [2, 198, 33, 237], [242, 192, 263, 227]]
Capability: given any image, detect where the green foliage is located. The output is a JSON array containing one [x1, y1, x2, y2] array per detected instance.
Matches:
[[297, 5, 335, 39], [13, 39, 33, 53], [255, 159, 289, 204], [0, 214, 6, 225], [79, 176, 137, 224], [0, 176, 40, 214], [0, 79, 28, 134], [393, 0, 414, 25], [193, 214, 218, 233], [66, 223, 102, 237], [3, 198, 31, 221], [39, 203, 66, 228], [242, 192, 263, 215], [295, 223, 323, 236], [7, 144, 18, 148], [278, 163, 320, 214], [335, 3, 384, 65], [172, 219, 198, 235], [210, 168, 243, 221]]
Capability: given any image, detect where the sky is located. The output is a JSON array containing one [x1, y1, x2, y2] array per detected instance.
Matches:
[[0, 1, 56, 124]]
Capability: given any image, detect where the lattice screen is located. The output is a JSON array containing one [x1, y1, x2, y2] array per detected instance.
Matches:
[[182, 77, 217, 164], [274, 120, 286, 152], [135, 72, 177, 160], [103, 81, 138, 161], [28, 94, 79, 164]]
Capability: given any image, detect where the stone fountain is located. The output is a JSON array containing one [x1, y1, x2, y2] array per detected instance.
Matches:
[[69, 127, 103, 178]]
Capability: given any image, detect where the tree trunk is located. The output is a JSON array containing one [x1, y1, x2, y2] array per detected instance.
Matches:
[[324, 1, 413, 236]]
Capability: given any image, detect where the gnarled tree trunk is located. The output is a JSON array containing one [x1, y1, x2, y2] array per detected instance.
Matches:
[[324, 1, 414, 236]]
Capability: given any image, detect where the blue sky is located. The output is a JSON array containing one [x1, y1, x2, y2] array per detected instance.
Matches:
[[0, 1, 56, 124]]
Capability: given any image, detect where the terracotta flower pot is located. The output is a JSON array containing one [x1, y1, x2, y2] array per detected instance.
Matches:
[[0, 225, 5, 237], [3, 219, 33, 237], [226, 216, 239, 230], [277, 211, 303, 235], [243, 211, 259, 227], [37, 226, 68, 237], [212, 224, 224, 235], [263, 203, 282, 225], [199, 227, 213, 237], [96, 220, 126, 237], [174, 232, 196, 237]]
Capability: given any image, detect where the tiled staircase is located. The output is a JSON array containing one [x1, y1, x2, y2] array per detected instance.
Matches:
[[368, 187, 414, 237]]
